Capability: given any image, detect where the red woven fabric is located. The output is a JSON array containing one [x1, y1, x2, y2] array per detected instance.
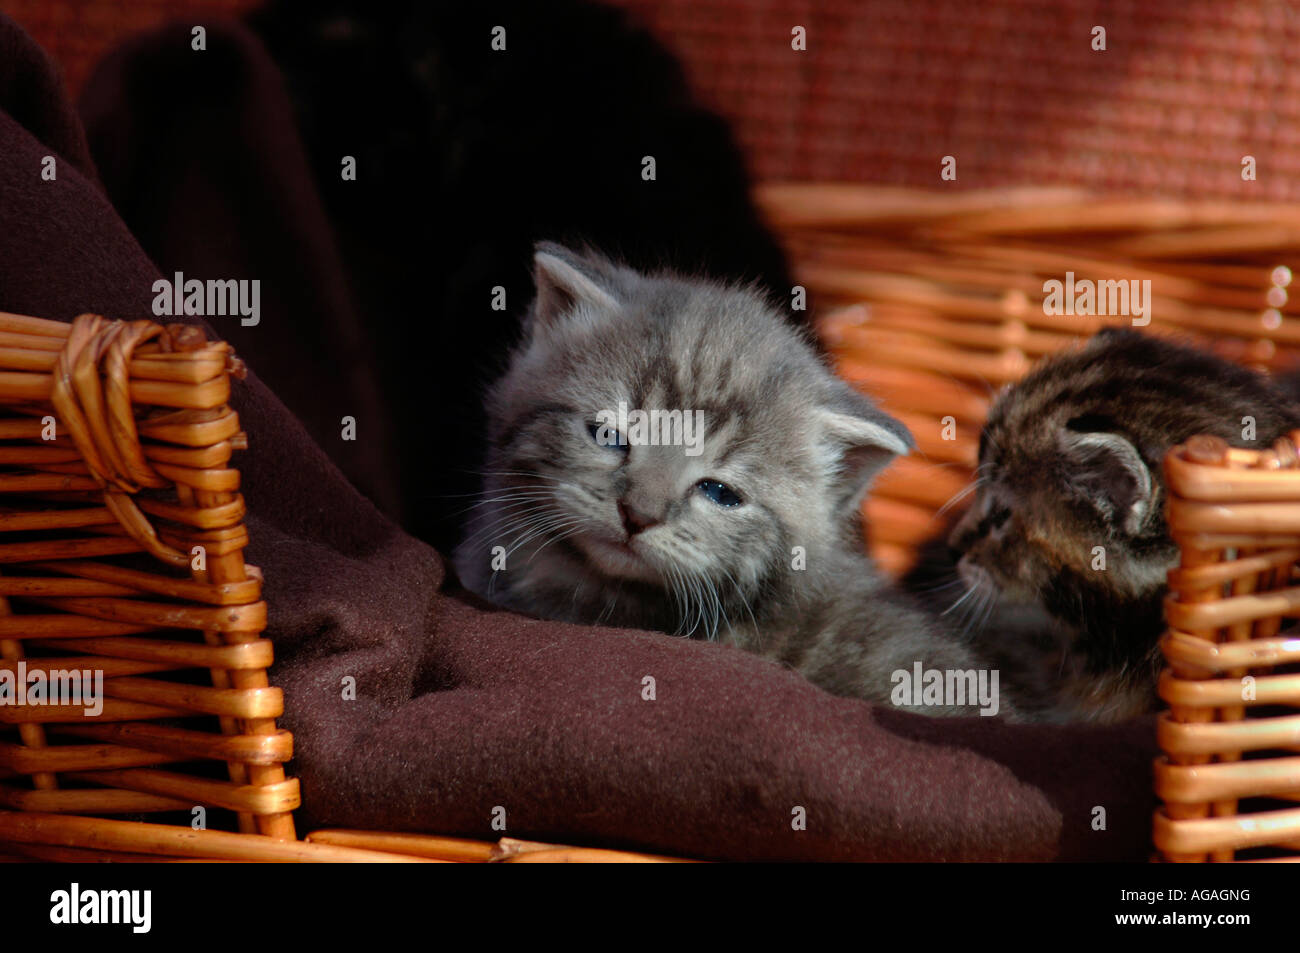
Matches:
[[0, 0, 259, 96], [10, 1, 1298, 198], [611, 0, 1300, 199]]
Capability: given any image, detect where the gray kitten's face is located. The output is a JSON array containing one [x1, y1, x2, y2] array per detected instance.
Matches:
[[506, 374, 786, 595], [459, 244, 912, 637]]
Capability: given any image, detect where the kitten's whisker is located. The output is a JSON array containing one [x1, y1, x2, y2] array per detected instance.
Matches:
[[717, 565, 759, 636], [504, 511, 582, 557], [665, 565, 687, 636], [482, 510, 570, 596], [942, 584, 979, 616], [975, 587, 999, 637], [480, 509, 565, 560], [449, 491, 557, 519], [436, 473, 569, 499], [686, 572, 707, 638], [972, 582, 1000, 640], [703, 574, 723, 641], [701, 575, 717, 640], [462, 494, 553, 525], [908, 576, 966, 595], [526, 520, 591, 563], [681, 572, 698, 637], [955, 591, 984, 641], [936, 481, 978, 517], [463, 491, 556, 509], [461, 513, 542, 555], [957, 582, 988, 640], [897, 459, 969, 476], [475, 469, 571, 485], [659, 565, 677, 633], [460, 503, 559, 550], [665, 565, 691, 637], [596, 587, 621, 626], [515, 519, 587, 558]]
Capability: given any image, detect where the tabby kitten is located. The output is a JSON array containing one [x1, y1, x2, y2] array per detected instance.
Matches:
[[455, 243, 1011, 717], [948, 328, 1300, 722]]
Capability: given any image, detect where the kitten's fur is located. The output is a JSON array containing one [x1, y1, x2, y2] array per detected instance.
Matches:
[[947, 328, 1300, 722], [455, 244, 1011, 716]]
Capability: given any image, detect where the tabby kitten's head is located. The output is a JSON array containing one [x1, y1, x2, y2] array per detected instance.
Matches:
[[454, 243, 911, 640], [951, 328, 1299, 669]]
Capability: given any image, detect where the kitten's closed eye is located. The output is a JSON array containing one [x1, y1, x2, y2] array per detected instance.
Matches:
[[984, 502, 1010, 534], [949, 493, 1008, 555]]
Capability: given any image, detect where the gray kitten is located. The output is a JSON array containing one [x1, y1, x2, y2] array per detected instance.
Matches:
[[454, 243, 1011, 718]]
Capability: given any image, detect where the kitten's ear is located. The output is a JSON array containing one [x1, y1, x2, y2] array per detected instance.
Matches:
[[819, 392, 914, 507], [531, 243, 622, 330], [1060, 430, 1153, 535]]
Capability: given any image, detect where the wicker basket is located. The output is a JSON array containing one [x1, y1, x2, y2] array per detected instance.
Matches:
[[0, 310, 675, 863], [0, 311, 302, 855], [1156, 434, 1300, 862], [757, 183, 1300, 863]]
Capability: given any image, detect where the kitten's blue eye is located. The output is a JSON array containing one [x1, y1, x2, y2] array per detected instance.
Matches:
[[587, 421, 629, 453], [697, 479, 742, 507]]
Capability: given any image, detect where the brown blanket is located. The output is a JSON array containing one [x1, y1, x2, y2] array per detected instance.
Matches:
[[0, 12, 1159, 861]]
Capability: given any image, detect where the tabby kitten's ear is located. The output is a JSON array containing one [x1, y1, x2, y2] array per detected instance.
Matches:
[[1059, 429, 1153, 536], [819, 387, 914, 509], [531, 242, 622, 332]]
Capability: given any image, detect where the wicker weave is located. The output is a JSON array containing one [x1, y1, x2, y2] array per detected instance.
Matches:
[[0, 310, 307, 856], [757, 183, 1300, 574], [1156, 434, 1300, 862], [0, 310, 682, 863]]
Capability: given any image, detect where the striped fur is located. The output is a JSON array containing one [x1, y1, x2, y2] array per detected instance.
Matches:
[[950, 328, 1300, 721]]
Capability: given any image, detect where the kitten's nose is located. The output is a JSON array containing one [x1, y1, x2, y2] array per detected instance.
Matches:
[[618, 501, 660, 536]]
